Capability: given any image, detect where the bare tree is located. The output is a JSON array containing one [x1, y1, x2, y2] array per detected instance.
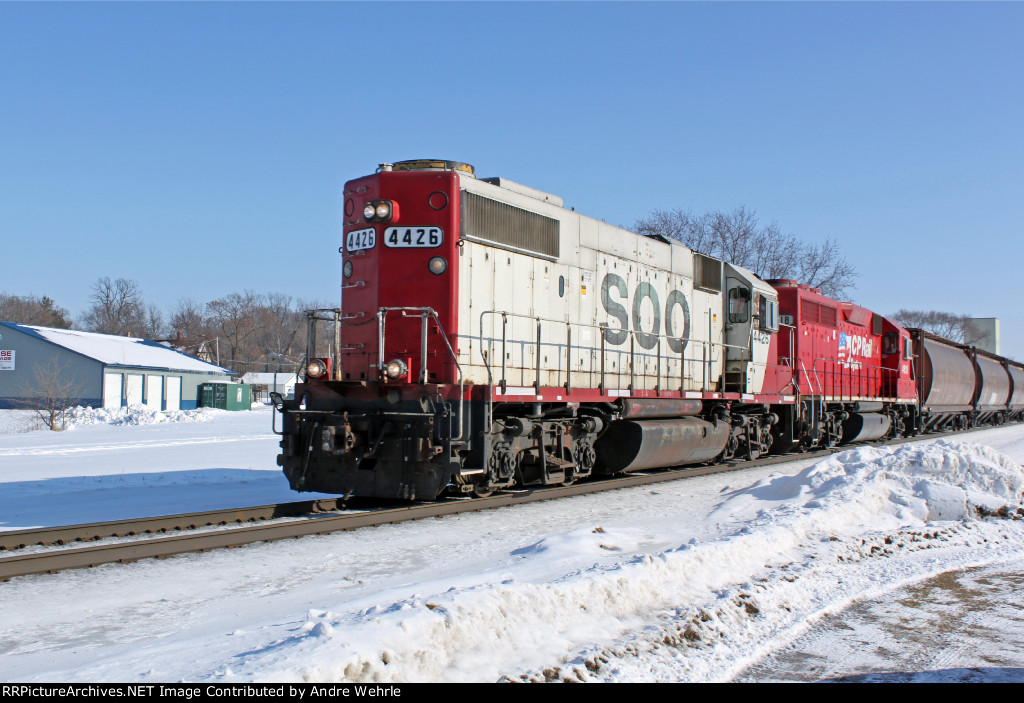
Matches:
[[891, 310, 988, 345], [635, 209, 717, 254], [0, 292, 73, 328], [711, 206, 761, 266], [255, 293, 300, 359], [170, 297, 212, 357], [16, 358, 86, 431], [743, 220, 801, 282], [81, 277, 146, 336], [206, 291, 265, 372], [635, 207, 858, 298], [142, 302, 168, 340], [796, 238, 856, 298], [168, 292, 328, 374]]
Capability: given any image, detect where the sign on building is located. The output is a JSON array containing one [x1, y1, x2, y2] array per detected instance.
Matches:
[[0, 350, 14, 371]]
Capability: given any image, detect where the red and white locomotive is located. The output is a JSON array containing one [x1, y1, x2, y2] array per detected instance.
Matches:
[[273, 160, 1024, 499]]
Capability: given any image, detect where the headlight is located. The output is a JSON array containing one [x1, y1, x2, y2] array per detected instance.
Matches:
[[343, 260, 353, 278], [306, 360, 326, 378], [384, 359, 408, 380], [428, 257, 447, 275], [362, 200, 394, 223]]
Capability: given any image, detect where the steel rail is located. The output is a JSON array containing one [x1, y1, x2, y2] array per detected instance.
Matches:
[[0, 424, 1002, 582], [0, 498, 342, 552]]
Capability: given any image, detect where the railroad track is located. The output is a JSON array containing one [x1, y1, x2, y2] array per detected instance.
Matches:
[[0, 498, 346, 552], [0, 426, 998, 582]]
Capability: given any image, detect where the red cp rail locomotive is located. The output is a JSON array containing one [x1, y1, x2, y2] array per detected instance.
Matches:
[[272, 160, 1024, 499]]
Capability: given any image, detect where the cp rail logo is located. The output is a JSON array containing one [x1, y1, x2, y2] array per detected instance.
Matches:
[[839, 332, 874, 361]]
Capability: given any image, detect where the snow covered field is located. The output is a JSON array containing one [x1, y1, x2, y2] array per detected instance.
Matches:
[[1, 407, 1023, 683], [0, 405, 334, 529]]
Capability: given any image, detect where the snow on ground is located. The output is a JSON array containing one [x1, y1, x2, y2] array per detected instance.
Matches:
[[0, 405, 335, 529], [737, 559, 1024, 682], [1, 408, 1023, 682]]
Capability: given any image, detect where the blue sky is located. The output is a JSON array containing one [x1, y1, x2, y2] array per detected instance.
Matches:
[[1, 2, 1022, 357]]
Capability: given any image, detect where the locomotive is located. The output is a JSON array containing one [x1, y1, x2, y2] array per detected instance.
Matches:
[[272, 160, 1024, 500]]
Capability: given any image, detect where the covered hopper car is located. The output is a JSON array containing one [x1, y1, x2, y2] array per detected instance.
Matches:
[[912, 330, 1024, 431]]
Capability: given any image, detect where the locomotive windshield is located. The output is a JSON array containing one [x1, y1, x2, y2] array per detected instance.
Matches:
[[884, 331, 899, 355], [728, 287, 750, 323]]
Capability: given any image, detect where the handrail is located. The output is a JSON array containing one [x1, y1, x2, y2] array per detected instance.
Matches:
[[810, 357, 901, 401], [478, 309, 728, 388], [377, 307, 465, 442], [474, 310, 820, 403], [301, 308, 345, 381], [795, 357, 821, 432], [475, 309, 785, 408]]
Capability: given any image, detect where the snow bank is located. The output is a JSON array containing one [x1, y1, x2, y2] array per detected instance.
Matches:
[[234, 440, 1024, 683], [63, 405, 226, 429], [710, 439, 1024, 528]]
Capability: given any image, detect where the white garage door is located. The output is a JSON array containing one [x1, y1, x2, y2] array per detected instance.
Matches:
[[103, 373, 123, 409], [125, 375, 143, 406], [165, 377, 181, 411], [145, 375, 163, 410]]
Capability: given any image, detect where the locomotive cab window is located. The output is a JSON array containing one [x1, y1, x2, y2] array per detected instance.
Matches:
[[759, 298, 779, 332], [903, 336, 913, 360], [884, 332, 899, 355], [728, 287, 750, 323]]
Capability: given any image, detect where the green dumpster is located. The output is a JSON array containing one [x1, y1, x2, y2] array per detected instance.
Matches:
[[197, 382, 252, 411]]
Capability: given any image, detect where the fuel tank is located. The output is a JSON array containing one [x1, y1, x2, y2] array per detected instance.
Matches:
[[842, 412, 892, 443], [974, 354, 1011, 410], [593, 417, 730, 474], [917, 336, 976, 412]]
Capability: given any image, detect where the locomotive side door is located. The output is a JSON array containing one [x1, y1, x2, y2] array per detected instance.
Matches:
[[724, 275, 753, 392]]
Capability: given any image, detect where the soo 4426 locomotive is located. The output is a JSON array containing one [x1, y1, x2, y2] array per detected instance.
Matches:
[[272, 160, 1024, 500]]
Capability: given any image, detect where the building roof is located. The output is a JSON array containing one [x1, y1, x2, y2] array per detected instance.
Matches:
[[0, 322, 232, 374]]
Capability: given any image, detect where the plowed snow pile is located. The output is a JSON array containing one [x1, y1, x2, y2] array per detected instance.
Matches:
[[64, 405, 226, 428], [233, 440, 1024, 683]]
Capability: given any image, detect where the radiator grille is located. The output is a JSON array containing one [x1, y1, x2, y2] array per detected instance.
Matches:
[[693, 253, 722, 292], [461, 191, 560, 258], [802, 300, 837, 327]]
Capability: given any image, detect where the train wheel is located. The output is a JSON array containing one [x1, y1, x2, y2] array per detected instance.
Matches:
[[471, 484, 495, 499]]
